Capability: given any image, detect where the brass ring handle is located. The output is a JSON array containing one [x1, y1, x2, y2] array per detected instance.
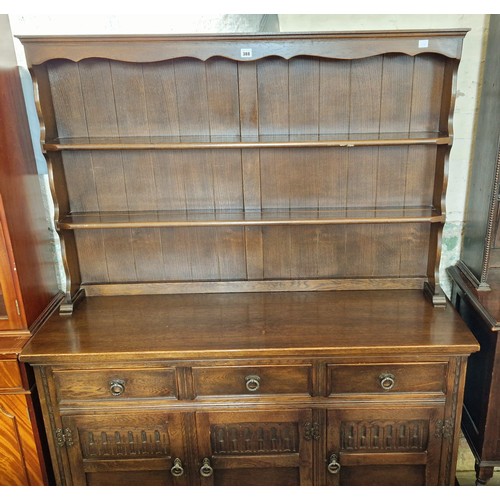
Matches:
[[379, 373, 396, 391], [199, 457, 214, 478], [170, 458, 184, 477], [245, 375, 261, 392], [327, 454, 341, 474], [109, 379, 126, 397]]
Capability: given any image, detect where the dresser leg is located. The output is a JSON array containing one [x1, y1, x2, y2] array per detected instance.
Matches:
[[474, 463, 494, 485]]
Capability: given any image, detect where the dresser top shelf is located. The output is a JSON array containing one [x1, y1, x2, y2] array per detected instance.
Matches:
[[20, 290, 478, 364]]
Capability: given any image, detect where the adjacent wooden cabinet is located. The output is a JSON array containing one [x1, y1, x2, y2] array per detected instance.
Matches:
[[0, 352, 50, 486], [0, 15, 61, 486], [448, 15, 500, 486], [455, 16, 500, 293], [18, 30, 478, 486]]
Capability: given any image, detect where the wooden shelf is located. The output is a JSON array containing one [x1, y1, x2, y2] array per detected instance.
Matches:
[[57, 207, 444, 230], [44, 132, 451, 152]]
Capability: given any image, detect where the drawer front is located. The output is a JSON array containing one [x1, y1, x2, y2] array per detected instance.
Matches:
[[0, 360, 23, 390], [192, 364, 312, 397], [327, 362, 447, 395], [54, 368, 177, 401]]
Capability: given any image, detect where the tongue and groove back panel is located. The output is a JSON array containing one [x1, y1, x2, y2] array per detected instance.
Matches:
[[44, 55, 446, 137]]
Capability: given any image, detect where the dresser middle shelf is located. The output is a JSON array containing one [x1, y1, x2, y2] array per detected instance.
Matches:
[[57, 207, 444, 230], [44, 132, 451, 151]]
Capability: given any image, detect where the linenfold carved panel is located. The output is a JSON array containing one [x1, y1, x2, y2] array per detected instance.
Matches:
[[211, 423, 299, 455], [80, 429, 171, 458], [340, 420, 429, 451]]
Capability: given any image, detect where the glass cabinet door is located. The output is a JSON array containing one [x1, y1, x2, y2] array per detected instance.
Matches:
[[0, 284, 6, 320], [0, 195, 23, 330]]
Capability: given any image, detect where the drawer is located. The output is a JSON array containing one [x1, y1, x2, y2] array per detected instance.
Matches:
[[53, 368, 177, 401], [192, 364, 312, 397], [327, 362, 447, 395], [0, 360, 23, 390]]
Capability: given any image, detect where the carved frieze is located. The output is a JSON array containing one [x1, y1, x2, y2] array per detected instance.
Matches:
[[340, 420, 428, 451], [211, 423, 299, 455], [80, 429, 171, 458]]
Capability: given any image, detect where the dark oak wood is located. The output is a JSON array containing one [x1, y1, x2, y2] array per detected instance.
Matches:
[[43, 133, 451, 151], [17, 29, 478, 486], [326, 361, 448, 395], [192, 364, 313, 398], [18, 30, 468, 66], [195, 409, 314, 486], [53, 367, 178, 401], [61, 412, 190, 486], [19, 31, 467, 304], [325, 406, 444, 485], [20, 290, 478, 486], [20, 291, 477, 363], [57, 207, 445, 230]]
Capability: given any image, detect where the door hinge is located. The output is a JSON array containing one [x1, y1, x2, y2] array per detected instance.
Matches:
[[14, 299, 21, 316], [55, 428, 74, 447], [435, 419, 453, 439], [304, 422, 320, 441]]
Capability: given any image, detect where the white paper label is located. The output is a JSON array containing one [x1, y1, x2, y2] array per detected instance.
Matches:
[[418, 39, 429, 48], [241, 48, 253, 58]]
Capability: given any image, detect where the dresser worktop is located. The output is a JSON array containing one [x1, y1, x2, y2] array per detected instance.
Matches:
[[20, 291, 478, 363]]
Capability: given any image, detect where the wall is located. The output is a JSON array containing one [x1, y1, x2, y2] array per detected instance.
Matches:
[[278, 14, 490, 296]]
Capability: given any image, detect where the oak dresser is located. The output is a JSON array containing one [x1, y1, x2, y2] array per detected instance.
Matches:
[[18, 29, 478, 486]]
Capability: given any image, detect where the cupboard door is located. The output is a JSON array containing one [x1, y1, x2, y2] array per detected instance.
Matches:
[[325, 406, 444, 486], [61, 412, 189, 486], [195, 409, 314, 486]]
